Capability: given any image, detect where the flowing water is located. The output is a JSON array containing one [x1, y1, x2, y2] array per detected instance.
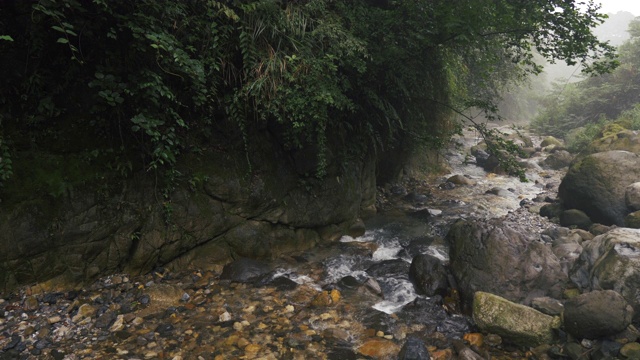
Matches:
[[277, 126, 564, 317]]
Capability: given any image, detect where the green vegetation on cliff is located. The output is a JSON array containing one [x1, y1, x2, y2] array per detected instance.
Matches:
[[0, 0, 616, 195], [534, 18, 640, 151]]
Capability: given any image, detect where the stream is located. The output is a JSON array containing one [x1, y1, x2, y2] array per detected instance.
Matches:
[[0, 125, 568, 360]]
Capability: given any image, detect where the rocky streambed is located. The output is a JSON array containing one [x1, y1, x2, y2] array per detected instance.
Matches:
[[3, 125, 640, 360]]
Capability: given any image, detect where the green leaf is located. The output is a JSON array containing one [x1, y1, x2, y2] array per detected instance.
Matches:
[[57, 38, 69, 44], [0, 35, 13, 42]]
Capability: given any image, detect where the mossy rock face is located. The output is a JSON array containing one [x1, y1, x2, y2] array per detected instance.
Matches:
[[588, 129, 640, 154], [559, 151, 640, 226], [0, 141, 377, 293], [473, 292, 560, 347]]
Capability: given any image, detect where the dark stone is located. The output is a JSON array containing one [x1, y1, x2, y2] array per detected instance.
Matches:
[[155, 323, 174, 337], [540, 203, 562, 219], [409, 254, 448, 296], [437, 316, 471, 339], [366, 259, 410, 279], [337, 276, 362, 290], [94, 310, 117, 330], [264, 276, 298, 291], [560, 209, 592, 230], [398, 297, 447, 330], [51, 349, 65, 360], [592, 340, 622, 359], [564, 342, 588, 360], [398, 336, 431, 360], [220, 258, 271, 283], [563, 290, 634, 339], [327, 346, 358, 360]]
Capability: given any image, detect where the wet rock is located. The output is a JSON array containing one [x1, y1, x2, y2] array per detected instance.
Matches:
[[261, 276, 298, 291], [357, 338, 400, 358], [625, 182, 640, 211], [570, 228, 640, 321], [409, 254, 448, 296], [452, 340, 485, 360], [363, 278, 383, 297], [540, 150, 573, 170], [448, 218, 567, 306], [531, 297, 564, 316], [447, 175, 476, 186], [563, 290, 633, 339], [220, 258, 271, 283], [94, 310, 117, 330], [594, 340, 623, 359], [437, 315, 471, 339], [311, 289, 340, 307], [620, 342, 640, 359], [366, 259, 410, 279], [337, 276, 362, 290], [564, 342, 588, 360], [155, 323, 174, 337], [398, 336, 430, 360], [400, 297, 447, 324], [559, 150, 640, 226], [540, 203, 562, 219], [473, 292, 560, 347], [485, 187, 512, 197], [72, 303, 96, 323], [560, 209, 592, 230]]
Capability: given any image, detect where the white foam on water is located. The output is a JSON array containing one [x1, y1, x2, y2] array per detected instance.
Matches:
[[323, 255, 369, 284], [372, 278, 417, 314], [372, 238, 403, 261], [426, 245, 449, 262], [340, 228, 385, 243]]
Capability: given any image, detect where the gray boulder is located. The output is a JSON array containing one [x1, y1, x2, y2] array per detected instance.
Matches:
[[558, 150, 640, 226], [473, 292, 561, 347], [563, 290, 633, 339], [448, 218, 567, 306], [409, 254, 448, 296], [570, 228, 640, 321]]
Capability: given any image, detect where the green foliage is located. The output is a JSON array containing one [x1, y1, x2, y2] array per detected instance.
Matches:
[[0, 0, 618, 194], [534, 17, 640, 140]]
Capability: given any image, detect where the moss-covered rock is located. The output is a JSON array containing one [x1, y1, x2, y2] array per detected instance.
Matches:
[[540, 136, 564, 149], [473, 292, 561, 347], [625, 211, 640, 229]]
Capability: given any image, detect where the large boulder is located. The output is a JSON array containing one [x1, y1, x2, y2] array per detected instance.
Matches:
[[570, 228, 640, 321], [448, 218, 567, 307], [563, 290, 633, 339], [473, 292, 561, 347], [558, 151, 640, 226]]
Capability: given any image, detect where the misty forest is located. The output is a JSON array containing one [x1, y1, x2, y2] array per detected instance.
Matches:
[[2, 1, 640, 359]]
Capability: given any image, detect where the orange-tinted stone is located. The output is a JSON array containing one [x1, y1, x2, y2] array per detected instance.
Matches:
[[463, 333, 484, 348], [357, 338, 400, 358]]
